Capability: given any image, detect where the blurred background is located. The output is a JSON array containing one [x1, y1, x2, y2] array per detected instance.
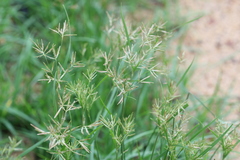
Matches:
[[179, 0, 240, 121]]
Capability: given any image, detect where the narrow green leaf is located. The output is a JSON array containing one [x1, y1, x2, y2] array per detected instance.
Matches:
[[120, 10, 130, 46], [100, 97, 112, 116], [177, 58, 194, 86], [125, 130, 154, 144], [171, 15, 205, 32], [192, 94, 215, 118], [189, 118, 216, 141], [0, 118, 17, 135], [18, 137, 47, 158], [0, 107, 40, 126], [196, 124, 233, 158]]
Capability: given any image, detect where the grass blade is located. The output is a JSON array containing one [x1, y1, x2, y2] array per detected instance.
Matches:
[[177, 58, 194, 87], [120, 10, 130, 46], [188, 118, 216, 141], [18, 137, 47, 158], [196, 124, 233, 158], [0, 107, 40, 127]]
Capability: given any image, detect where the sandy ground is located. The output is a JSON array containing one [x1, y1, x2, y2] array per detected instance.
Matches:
[[180, 0, 240, 97], [179, 0, 240, 158], [178, 0, 240, 119]]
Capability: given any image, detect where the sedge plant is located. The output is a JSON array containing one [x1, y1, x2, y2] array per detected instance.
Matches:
[[17, 12, 240, 160]]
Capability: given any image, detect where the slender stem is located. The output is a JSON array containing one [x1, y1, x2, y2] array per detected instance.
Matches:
[[121, 143, 124, 160], [116, 148, 119, 160], [142, 126, 158, 158], [150, 134, 159, 160], [120, 95, 126, 160]]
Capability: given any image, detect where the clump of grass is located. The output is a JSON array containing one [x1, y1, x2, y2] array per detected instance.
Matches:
[[1, 1, 239, 159], [31, 21, 100, 159], [27, 12, 240, 160]]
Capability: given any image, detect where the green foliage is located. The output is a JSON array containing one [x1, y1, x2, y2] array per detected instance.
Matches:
[[0, 0, 239, 160]]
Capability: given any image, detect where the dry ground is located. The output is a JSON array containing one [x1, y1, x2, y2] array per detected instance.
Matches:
[[181, 0, 240, 97], [179, 0, 240, 122], [179, 0, 240, 158]]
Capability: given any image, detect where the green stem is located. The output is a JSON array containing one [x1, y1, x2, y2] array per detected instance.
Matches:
[[142, 126, 158, 158], [120, 96, 126, 160], [150, 134, 159, 160]]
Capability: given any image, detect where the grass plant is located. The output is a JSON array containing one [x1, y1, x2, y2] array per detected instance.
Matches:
[[0, 0, 240, 160]]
